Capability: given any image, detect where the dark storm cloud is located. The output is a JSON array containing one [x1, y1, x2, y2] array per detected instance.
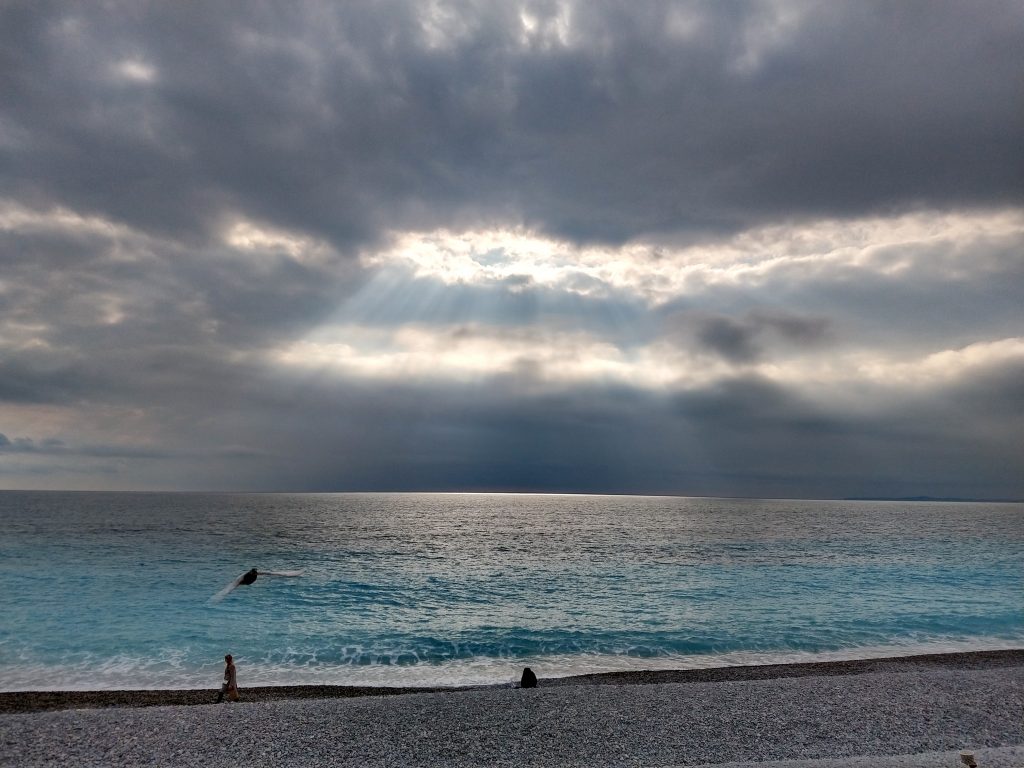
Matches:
[[695, 317, 760, 363], [3, 330, 1021, 496], [134, 357, 1022, 499], [2, 1, 1022, 248], [684, 311, 830, 363], [1, 1, 1022, 496]]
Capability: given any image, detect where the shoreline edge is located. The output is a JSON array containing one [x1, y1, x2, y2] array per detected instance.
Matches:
[[3, 647, 1021, 714]]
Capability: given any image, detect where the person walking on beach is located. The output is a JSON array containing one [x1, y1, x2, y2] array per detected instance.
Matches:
[[216, 654, 239, 702]]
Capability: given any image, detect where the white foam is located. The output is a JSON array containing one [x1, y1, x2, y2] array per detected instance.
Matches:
[[2, 636, 1021, 691]]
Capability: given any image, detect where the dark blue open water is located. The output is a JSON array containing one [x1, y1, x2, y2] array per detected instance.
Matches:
[[0, 492, 1021, 690]]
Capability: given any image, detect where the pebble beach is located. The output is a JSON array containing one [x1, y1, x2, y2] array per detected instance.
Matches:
[[2, 650, 1022, 767]]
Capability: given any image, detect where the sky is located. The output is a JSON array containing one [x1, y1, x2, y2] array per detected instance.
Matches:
[[1, 1, 1022, 498]]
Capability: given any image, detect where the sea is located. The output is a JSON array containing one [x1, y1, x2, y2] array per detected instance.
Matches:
[[0, 491, 1021, 692]]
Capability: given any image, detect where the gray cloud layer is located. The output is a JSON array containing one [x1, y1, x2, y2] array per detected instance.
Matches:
[[1, 1, 1022, 497], [5, 1, 1022, 244]]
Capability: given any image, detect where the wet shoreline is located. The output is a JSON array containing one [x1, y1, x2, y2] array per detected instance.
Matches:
[[3, 648, 1021, 714]]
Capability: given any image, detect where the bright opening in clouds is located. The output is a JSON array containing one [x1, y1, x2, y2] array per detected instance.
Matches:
[[111, 58, 157, 84], [1, 1, 1021, 498], [365, 210, 1024, 302]]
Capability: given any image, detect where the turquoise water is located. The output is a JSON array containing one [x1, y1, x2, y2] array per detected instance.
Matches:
[[0, 491, 1021, 690]]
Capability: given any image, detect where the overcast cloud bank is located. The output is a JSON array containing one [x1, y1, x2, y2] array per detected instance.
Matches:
[[1, 1, 1022, 497]]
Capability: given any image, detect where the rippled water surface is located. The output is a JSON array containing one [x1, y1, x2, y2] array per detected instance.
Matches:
[[0, 492, 1021, 690]]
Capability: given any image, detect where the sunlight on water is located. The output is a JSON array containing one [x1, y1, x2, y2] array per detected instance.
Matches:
[[0, 492, 1021, 690]]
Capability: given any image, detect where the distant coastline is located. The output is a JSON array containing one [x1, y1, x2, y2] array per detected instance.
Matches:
[[844, 495, 1024, 503], [2, 489, 1023, 503]]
